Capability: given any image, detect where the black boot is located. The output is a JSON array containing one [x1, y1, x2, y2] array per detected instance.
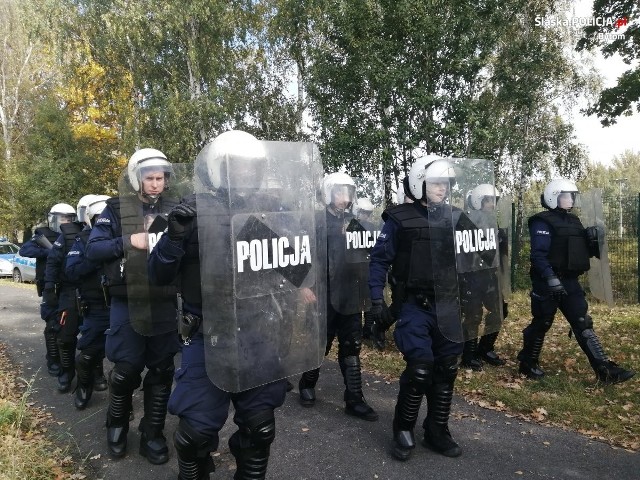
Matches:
[[461, 338, 483, 371], [298, 368, 320, 407], [341, 356, 378, 421], [478, 332, 506, 366], [595, 361, 635, 385], [139, 382, 172, 465], [74, 352, 95, 410], [44, 331, 61, 376], [93, 357, 108, 392], [517, 334, 545, 379], [391, 363, 430, 461], [422, 358, 461, 458], [106, 369, 134, 458], [57, 341, 76, 393], [572, 321, 636, 385], [174, 420, 216, 480], [229, 411, 275, 480]]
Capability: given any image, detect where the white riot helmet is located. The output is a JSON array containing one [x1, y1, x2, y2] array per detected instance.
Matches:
[[397, 176, 415, 204], [84, 195, 110, 225], [356, 197, 374, 218], [76, 195, 96, 226], [542, 178, 579, 210], [195, 130, 267, 193], [127, 148, 173, 199], [321, 173, 356, 212], [48, 203, 77, 233], [468, 184, 499, 211], [407, 156, 456, 202]]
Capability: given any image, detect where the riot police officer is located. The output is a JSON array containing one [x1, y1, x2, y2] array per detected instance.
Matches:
[[518, 179, 635, 385], [150, 130, 320, 480], [366, 177, 417, 351], [66, 195, 111, 409], [460, 184, 507, 370], [297, 173, 378, 422], [369, 156, 469, 461], [45, 195, 98, 393], [86, 149, 180, 463], [20, 203, 77, 377]]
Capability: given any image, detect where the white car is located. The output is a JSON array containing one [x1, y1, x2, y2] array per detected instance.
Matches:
[[0, 240, 20, 278], [11, 253, 36, 283]]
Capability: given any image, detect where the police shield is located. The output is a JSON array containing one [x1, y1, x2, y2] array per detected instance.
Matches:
[[496, 195, 513, 300], [119, 163, 191, 336], [196, 138, 326, 392], [426, 158, 503, 342], [578, 189, 613, 306], [327, 177, 383, 315]]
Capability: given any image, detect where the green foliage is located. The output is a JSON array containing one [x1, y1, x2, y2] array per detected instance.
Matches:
[[578, 1, 640, 125], [61, 0, 300, 161]]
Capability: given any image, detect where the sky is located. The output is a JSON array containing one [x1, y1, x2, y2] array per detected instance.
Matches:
[[567, 1, 639, 167]]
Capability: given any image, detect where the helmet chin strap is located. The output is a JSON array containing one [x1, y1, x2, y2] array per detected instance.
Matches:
[[330, 201, 352, 216], [141, 192, 160, 205]]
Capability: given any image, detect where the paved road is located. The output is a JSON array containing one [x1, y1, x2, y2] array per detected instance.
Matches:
[[0, 283, 637, 479]]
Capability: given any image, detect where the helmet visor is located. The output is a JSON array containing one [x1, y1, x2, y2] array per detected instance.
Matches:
[[48, 213, 77, 233]]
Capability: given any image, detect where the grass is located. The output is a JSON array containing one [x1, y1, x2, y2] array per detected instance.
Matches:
[[0, 344, 88, 480], [359, 291, 640, 451]]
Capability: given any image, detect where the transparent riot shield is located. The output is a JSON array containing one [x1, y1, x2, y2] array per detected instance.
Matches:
[[196, 140, 326, 392], [496, 195, 512, 301], [328, 176, 383, 315], [428, 158, 502, 342], [579, 189, 613, 306], [119, 163, 190, 336]]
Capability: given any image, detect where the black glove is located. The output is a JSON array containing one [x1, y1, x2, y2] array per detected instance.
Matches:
[[369, 298, 384, 322], [585, 226, 602, 258], [42, 288, 58, 308], [167, 203, 197, 242], [546, 275, 567, 300]]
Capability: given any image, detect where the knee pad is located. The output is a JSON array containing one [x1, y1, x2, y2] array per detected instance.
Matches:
[[405, 360, 433, 394], [530, 316, 554, 335], [110, 363, 142, 394], [339, 337, 362, 357], [144, 361, 176, 387], [238, 410, 276, 450], [571, 314, 593, 335], [80, 343, 103, 359], [433, 356, 459, 384], [174, 419, 218, 460]]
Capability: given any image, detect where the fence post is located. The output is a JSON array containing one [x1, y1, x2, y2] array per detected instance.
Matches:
[[637, 193, 640, 303], [511, 201, 516, 289]]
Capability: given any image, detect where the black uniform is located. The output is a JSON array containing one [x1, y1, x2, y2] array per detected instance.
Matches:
[[149, 193, 288, 479], [19, 227, 60, 375], [518, 208, 635, 384]]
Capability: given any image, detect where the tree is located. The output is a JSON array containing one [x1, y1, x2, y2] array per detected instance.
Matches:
[[577, 1, 640, 125], [0, 0, 60, 237], [60, 0, 301, 161]]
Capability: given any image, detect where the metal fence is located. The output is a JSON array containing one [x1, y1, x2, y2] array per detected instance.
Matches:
[[510, 194, 639, 304]]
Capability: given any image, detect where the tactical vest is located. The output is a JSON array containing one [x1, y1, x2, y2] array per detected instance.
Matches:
[[529, 210, 590, 276], [384, 203, 458, 297], [103, 195, 179, 298], [58, 222, 84, 289], [75, 229, 106, 303], [34, 227, 59, 282]]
